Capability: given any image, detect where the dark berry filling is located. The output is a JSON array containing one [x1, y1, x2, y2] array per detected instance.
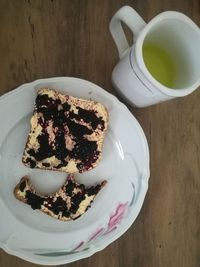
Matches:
[[54, 131, 69, 160], [65, 179, 75, 196], [77, 151, 100, 172], [27, 92, 104, 170], [70, 203, 78, 214], [46, 196, 68, 215], [62, 102, 70, 111], [56, 162, 67, 169], [71, 140, 97, 161], [86, 184, 101, 196], [42, 162, 50, 167], [36, 94, 61, 121], [77, 107, 104, 130], [25, 158, 36, 168], [19, 180, 26, 192], [26, 190, 45, 210], [22, 177, 101, 219], [72, 193, 86, 206], [66, 118, 93, 138]]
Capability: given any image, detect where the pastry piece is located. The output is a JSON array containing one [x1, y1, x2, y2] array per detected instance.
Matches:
[[22, 88, 108, 173], [14, 175, 107, 221]]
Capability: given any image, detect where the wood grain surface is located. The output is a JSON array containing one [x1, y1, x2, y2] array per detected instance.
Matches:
[[0, 1, 200, 267]]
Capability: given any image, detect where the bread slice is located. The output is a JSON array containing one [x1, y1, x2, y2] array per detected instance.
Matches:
[[22, 88, 108, 173], [14, 175, 107, 221]]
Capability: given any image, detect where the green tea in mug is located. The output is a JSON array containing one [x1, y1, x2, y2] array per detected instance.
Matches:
[[142, 44, 176, 88]]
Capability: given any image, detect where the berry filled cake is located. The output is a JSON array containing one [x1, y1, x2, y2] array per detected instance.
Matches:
[[14, 175, 107, 221], [22, 88, 108, 173]]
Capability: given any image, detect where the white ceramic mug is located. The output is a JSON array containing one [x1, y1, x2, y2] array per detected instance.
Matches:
[[110, 6, 200, 107]]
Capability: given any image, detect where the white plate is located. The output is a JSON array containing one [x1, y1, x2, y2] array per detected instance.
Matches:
[[0, 77, 149, 265]]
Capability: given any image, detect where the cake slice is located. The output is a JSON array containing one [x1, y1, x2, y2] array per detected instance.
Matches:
[[14, 175, 107, 221], [22, 88, 108, 173]]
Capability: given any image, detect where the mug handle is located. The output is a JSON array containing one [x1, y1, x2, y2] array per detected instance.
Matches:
[[109, 6, 146, 59]]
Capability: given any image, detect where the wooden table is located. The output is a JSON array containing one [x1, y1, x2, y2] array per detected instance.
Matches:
[[0, 1, 200, 266]]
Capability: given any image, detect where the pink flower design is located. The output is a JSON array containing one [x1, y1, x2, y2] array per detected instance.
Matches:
[[72, 241, 84, 251], [104, 202, 128, 235], [71, 202, 129, 250], [89, 227, 104, 242]]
